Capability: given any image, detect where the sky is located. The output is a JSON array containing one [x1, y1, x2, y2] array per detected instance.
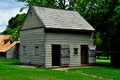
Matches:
[[0, 0, 27, 32]]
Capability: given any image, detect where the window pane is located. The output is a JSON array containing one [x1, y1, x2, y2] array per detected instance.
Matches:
[[23, 46, 26, 55], [23, 46, 26, 52], [74, 48, 78, 55], [35, 46, 39, 55]]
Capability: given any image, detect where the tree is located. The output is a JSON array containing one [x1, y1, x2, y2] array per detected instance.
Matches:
[[75, 0, 120, 54], [2, 13, 26, 41], [16, 0, 57, 11], [16, 0, 78, 10]]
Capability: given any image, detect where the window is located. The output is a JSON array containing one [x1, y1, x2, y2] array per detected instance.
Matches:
[[23, 46, 26, 55], [35, 46, 39, 55], [74, 48, 78, 55]]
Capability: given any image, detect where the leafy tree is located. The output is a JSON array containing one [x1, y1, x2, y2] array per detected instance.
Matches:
[[15, 0, 78, 10], [16, 0, 57, 11], [2, 13, 26, 41], [75, 0, 120, 54]]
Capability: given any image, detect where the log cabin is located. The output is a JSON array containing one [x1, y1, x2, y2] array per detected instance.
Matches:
[[20, 6, 96, 68]]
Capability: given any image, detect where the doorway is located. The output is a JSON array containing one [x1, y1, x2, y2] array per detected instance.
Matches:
[[81, 45, 88, 64], [52, 45, 60, 66]]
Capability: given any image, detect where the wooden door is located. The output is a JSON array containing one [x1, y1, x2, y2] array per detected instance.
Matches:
[[60, 44, 70, 67], [81, 45, 88, 64]]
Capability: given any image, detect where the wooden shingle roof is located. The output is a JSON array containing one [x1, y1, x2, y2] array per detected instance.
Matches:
[[32, 6, 95, 31]]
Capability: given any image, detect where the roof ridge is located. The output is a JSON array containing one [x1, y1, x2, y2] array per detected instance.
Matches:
[[32, 6, 76, 12]]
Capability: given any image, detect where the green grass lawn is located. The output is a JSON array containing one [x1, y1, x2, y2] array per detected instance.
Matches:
[[0, 58, 101, 80], [96, 59, 110, 63], [0, 57, 119, 80], [70, 67, 120, 80], [70, 57, 120, 80], [96, 56, 111, 65]]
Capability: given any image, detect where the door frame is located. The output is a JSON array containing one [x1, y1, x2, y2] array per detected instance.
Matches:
[[51, 44, 70, 67], [52, 44, 61, 66]]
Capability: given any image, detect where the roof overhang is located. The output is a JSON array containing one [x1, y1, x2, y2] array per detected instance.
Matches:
[[45, 27, 95, 33]]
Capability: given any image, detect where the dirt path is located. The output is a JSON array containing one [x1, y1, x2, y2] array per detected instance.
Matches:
[[81, 72, 114, 80], [51, 66, 92, 71], [19, 65, 36, 68], [52, 66, 114, 80]]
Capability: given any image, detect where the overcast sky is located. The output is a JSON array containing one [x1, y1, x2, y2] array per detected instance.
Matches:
[[0, 0, 27, 32]]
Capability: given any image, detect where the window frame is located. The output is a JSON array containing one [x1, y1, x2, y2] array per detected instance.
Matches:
[[74, 48, 78, 55], [35, 46, 39, 56], [23, 46, 26, 55]]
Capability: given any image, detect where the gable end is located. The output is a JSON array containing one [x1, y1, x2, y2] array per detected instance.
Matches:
[[21, 6, 44, 30]]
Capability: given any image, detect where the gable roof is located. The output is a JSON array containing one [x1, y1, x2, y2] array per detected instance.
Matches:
[[31, 6, 95, 31]]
